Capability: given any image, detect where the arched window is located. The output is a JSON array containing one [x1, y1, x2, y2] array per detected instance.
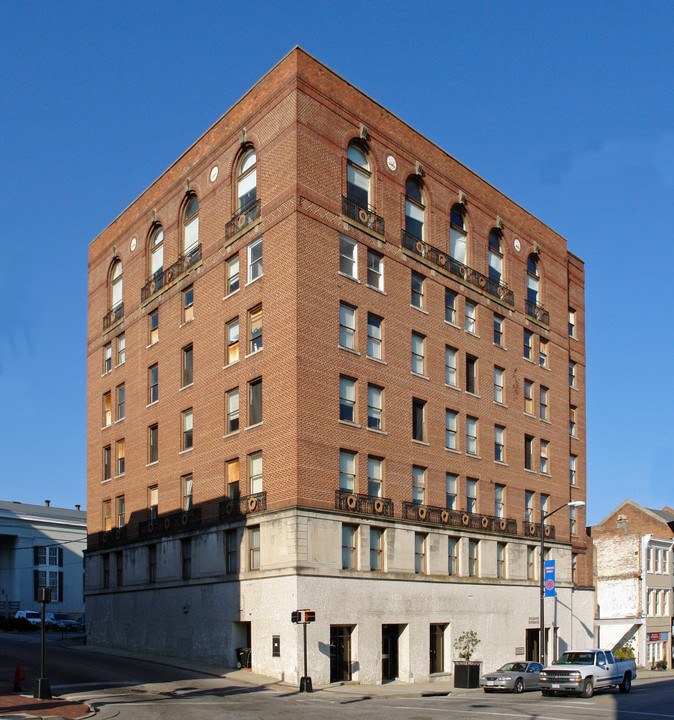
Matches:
[[237, 148, 257, 211], [488, 229, 503, 284], [405, 177, 424, 240], [347, 141, 370, 209], [450, 204, 467, 265], [183, 195, 199, 254], [111, 260, 123, 310], [527, 254, 540, 305], [150, 226, 163, 278]]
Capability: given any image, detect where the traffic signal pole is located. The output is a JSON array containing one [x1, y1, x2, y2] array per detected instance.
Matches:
[[292, 608, 314, 692]]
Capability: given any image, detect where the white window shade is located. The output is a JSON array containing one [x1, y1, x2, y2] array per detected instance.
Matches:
[[184, 216, 198, 253], [450, 227, 467, 264]]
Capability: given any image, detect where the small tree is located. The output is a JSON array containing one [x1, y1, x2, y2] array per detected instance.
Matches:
[[454, 630, 480, 662], [614, 638, 635, 661]]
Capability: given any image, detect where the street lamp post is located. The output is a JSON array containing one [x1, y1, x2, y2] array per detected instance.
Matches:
[[539, 500, 585, 666]]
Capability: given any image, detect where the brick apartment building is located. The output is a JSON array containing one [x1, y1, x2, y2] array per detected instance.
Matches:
[[86, 47, 592, 684]]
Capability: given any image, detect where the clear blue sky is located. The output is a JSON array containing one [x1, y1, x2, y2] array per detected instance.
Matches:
[[1, 1, 672, 525]]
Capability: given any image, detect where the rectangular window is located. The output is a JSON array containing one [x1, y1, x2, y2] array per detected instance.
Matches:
[[446, 473, 457, 510], [524, 434, 534, 470], [103, 392, 112, 427], [249, 451, 262, 494], [226, 388, 239, 434], [539, 338, 548, 368], [183, 285, 194, 323], [466, 416, 478, 455], [367, 313, 382, 359], [448, 537, 458, 576], [541, 494, 549, 524], [496, 542, 506, 578], [226, 319, 240, 365], [148, 424, 158, 464], [495, 484, 505, 518], [570, 406, 577, 437], [226, 458, 240, 499], [248, 377, 262, 426], [340, 303, 356, 350], [445, 346, 457, 386], [415, 533, 427, 574], [527, 546, 535, 580], [339, 235, 357, 278], [370, 527, 383, 571], [367, 384, 383, 429], [411, 271, 424, 309], [466, 478, 477, 514], [149, 310, 159, 345], [540, 440, 549, 474], [148, 364, 159, 404], [148, 545, 157, 583], [367, 249, 383, 290], [249, 305, 262, 353], [367, 456, 383, 497], [412, 465, 425, 505], [116, 384, 125, 420], [524, 330, 533, 360], [342, 525, 357, 569], [148, 485, 158, 521], [569, 361, 577, 388], [465, 301, 476, 333], [226, 255, 240, 295], [466, 355, 477, 394], [182, 344, 193, 387], [494, 426, 505, 463], [412, 398, 426, 442], [340, 376, 357, 423], [493, 314, 504, 346], [494, 366, 504, 404], [340, 449, 356, 492], [103, 445, 111, 481], [182, 473, 193, 511], [116, 334, 125, 366], [181, 538, 192, 580], [570, 504, 577, 535], [468, 539, 479, 577], [102, 499, 112, 531], [524, 379, 533, 414], [249, 526, 260, 570], [568, 308, 576, 338], [104, 343, 112, 373], [445, 289, 456, 324], [248, 238, 263, 281], [540, 386, 549, 420], [226, 530, 238, 574], [525, 490, 534, 523], [445, 409, 457, 450], [182, 409, 193, 450], [116, 439, 125, 476], [411, 332, 425, 374]]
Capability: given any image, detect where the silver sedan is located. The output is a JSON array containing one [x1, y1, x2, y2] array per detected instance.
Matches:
[[480, 661, 543, 693]]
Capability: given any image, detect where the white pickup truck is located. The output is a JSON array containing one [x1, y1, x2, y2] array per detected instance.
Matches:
[[539, 649, 636, 697]]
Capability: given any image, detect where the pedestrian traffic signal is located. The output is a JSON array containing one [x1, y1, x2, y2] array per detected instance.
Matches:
[[291, 611, 301, 623], [304, 611, 316, 623]]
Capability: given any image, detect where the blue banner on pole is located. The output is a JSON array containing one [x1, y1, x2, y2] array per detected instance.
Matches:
[[544, 560, 555, 597]]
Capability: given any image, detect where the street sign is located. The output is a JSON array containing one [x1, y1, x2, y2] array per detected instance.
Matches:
[[544, 560, 555, 597]]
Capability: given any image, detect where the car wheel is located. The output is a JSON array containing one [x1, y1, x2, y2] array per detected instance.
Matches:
[[619, 673, 631, 693], [581, 678, 594, 698], [514, 678, 524, 693]]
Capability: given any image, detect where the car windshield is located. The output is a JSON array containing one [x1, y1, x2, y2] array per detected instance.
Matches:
[[555, 652, 595, 665], [25, 612, 40, 618], [499, 663, 527, 672]]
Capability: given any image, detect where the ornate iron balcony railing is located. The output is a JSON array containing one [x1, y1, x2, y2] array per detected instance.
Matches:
[[523, 521, 556, 540], [103, 303, 124, 331], [342, 196, 385, 235], [219, 491, 267, 520], [225, 199, 261, 241], [401, 230, 515, 305], [141, 244, 202, 302], [98, 525, 128, 547], [335, 489, 394, 517], [525, 299, 550, 325], [138, 507, 202, 539], [402, 502, 518, 534]]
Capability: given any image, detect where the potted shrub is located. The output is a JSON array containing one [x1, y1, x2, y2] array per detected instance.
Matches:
[[453, 630, 481, 688]]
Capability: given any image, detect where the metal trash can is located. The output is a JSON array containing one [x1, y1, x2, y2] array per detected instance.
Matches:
[[236, 647, 252, 669]]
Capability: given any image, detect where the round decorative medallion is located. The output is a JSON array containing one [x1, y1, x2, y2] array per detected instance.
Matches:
[[386, 154, 397, 171], [513, 238, 521, 252], [130, 237, 137, 252], [210, 165, 219, 183]]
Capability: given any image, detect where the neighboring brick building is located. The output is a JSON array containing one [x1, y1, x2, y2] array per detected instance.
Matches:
[[86, 47, 592, 684], [592, 500, 674, 667]]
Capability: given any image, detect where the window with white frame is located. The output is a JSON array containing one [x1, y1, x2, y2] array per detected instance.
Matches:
[[448, 537, 458, 576], [466, 416, 478, 455], [568, 308, 576, 338], [446, 473, 457, 510], [226, 318, 240, 365], [182, 409, 193, 450], [249, 526, 260, 571], [527, 254, 540, 306], [411, 271, 424, 309], [569, 361, 577, 388], [226, 255, 240, 295], [342, 524, 357, 569], [412, 465, 425, 505], [368, 456, 383, 497], [465, 301, 476, 334], [248, 378, 262, 426], [525, 434, 534, 470], [494, 366, 504, 404], [495, 426, 505, 463], [524, 329, 533, 360], [226, 388, 239, 434], [466, 478, 477, 514], [340, 450, 356, 492], [540, 386, 549, 420], [539, 338, 548, 368], [183, 195, 199, 254], [524, 379, 534, 415], [367, 313, 382, 359], [237, 149, 257, 211], [414, 532, 427, 574], [540, 440, 549, 474], [411, 332, 425, 375], [525, 490, 534, 523], [495, 484, 505, 518], [340, 303, 356, 350], [370, 527, 383, 571], [412, 398, 426, 442], [570, 455, 577, 485], [569, 503, 577, 535], [339, 235, 357, 278], [248, 238, 262, 282], [496, 542, 506, 578], [468, 539, 479, 577], [149, 226, 163, 278], [367, 384, 383, 429], [182, 473, 193, 510], [367, 249, 383, 290], [248, 451, 263, 494], [347, 142, 370, 209], [249, 305, 262, 353], [445, 346, 457, 386], [488, 229, 503, 284], [405, 177, 424, 239], [493, 313, 504, 346], [570, 406, 577, 437], [340, 376, 357, 422], [111, 260, 123, 310], [445, 410, 458, 450], [450, 204, 467, 265], [445, 289, 457, 324]]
